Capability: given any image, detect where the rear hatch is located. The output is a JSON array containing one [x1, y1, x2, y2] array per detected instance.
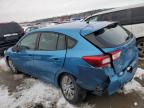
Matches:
[[83, 23, 137, 75]]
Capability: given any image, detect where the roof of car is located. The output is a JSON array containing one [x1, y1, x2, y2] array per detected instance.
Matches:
[[32, 21, 115, 37]]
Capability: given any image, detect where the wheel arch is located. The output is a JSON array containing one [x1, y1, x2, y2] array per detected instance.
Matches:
[[55, 71, 77, 88]]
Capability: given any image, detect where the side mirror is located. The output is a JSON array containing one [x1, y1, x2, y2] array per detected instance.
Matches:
[[12, 45, 30, 52], [12, 45, 20, 52]]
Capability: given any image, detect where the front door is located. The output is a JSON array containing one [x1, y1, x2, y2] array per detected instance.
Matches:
[[11, 33, 38, 75]]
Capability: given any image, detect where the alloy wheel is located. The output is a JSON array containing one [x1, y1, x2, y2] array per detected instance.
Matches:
[[61, 75, 75, 100]]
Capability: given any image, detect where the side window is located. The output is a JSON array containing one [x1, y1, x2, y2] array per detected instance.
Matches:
[[131, 7, 144, 24], [112, 10, 130, 25], [98, 13, 112, 21], [117, 11, 128, 20], [38, 32, 58, 51], [88, 16, 98, 22], [98, 10, 130, 25], [67, 37, 77, 49], [57, 34, 66, 50], [19, 33, 38, 50], [131, 7, 144, 18]]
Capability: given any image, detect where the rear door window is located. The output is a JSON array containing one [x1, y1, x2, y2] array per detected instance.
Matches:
[[85, 24, 131, 48], [38, 32, 58, 51]]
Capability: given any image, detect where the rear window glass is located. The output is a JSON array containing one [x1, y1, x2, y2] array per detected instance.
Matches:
[[85, 24, 131, 48]]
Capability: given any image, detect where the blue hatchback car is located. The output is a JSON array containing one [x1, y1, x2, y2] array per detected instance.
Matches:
[[5, 21, 138, 104]]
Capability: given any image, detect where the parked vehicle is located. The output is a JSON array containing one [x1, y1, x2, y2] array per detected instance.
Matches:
[[85, 3, 144, 59], [0, 22, 24, 56], [5, 21, 138, 104], [70, 16, 81, 22], [24, 26, 39, 34]]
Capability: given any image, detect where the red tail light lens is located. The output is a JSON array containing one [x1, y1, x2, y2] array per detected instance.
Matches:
[[110, 50, 121, 61], [82, 50, 121, 68]]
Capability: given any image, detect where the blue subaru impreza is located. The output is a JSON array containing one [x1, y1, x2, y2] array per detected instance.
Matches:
[[5, 21, 138, 104]]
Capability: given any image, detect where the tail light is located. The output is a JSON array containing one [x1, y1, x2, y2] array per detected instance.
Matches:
[[82, 50, 121, 68]]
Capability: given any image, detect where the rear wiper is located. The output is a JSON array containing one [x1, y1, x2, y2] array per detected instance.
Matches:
[[125, 36, 130, 41], [107, 23, 118, 29]]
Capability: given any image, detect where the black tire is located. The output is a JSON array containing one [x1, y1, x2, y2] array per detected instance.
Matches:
[[8, 58, 18, 73], [136, 37, 144, 60], [60, 74, 87, 104]]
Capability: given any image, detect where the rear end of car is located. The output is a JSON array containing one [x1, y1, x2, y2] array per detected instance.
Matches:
[[78, 22, 138, 95], [0, 22, 24, 55]]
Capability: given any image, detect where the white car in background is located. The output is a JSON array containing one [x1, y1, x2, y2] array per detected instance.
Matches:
[[85, 3, 144, 59]]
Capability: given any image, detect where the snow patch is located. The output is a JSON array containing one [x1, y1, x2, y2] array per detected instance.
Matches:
[[0, 78, 93, 108], [134, 68, 144, 80], [0, 58, 10, 72], [120, 68, 144, 98], [12, 78, 61, 108], [0, 86, 15, 108], [57, 97, 76, 108], [122, 80, 144, 95], [134, 102, 138, 106]]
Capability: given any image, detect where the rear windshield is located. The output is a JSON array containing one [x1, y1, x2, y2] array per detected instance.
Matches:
[[0, 22, 23, 37], [85, 24, 132, 48]]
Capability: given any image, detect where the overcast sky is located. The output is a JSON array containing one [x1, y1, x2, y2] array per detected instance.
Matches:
[[0, 0, 144, 22]]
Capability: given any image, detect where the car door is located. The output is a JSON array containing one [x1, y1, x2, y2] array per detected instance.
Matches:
[[33, 32, 66, 83], [11, 32, 39, 75]]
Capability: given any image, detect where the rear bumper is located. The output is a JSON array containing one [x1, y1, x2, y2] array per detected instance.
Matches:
[[77, 57, 138, 95], [108, 58, 138, 95]]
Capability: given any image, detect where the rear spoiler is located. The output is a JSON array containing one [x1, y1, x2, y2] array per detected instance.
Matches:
[[80, 21, 119, 37]]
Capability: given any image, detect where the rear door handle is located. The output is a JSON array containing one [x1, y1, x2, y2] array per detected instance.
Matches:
[[49, 57, 60, 61], [27, 54, 33, 56], [52, 58, 59, 60]]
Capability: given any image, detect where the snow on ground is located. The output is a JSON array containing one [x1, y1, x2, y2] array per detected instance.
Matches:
[[0, 86, 15, 108], [0, 58, 10, 72], [0, 58, 143, 108], [0, 78, 93, 108], [121, 68, 144, 99], [122, 79, 144, 96], [12, 78, 61, 108], [134, 68, 144, 80]]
